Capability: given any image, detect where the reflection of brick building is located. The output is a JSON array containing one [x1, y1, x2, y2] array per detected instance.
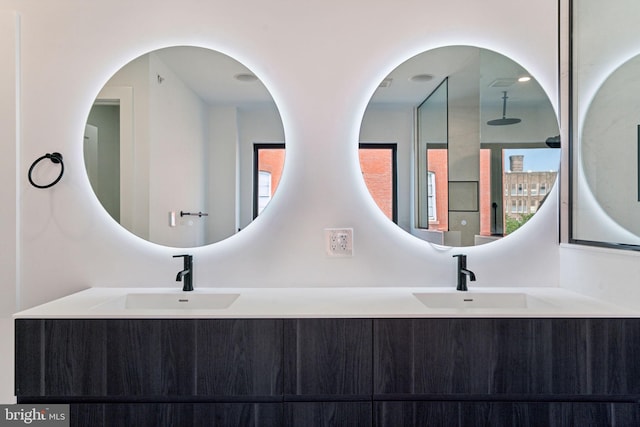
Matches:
[[427, 152, 555, 237], [504, 155, 556, 220], [359, 148, 394, 220], [258, 147, 396, 222], [258, 149, 285, 195], [256, 148, 285, 215], [261, 149, 554, 233]]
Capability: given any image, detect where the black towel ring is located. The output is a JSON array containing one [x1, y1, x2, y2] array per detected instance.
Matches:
[[28, 152, 64, 189]]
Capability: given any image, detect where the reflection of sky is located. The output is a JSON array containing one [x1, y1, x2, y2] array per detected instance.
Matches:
[[503, 148, 561, 172]]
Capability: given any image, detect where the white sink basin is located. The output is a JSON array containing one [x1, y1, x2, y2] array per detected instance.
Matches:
[[413, 292, 553, 309], [93, 292, 240, 310]]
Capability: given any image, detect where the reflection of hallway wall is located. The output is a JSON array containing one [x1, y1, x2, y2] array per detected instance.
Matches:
[[148, 53, 208, 247], [208, 107, 238, 242]]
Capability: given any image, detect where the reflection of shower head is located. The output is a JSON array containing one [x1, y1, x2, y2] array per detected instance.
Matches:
[[487, 91, 521, 126], [488, 117, 521, 126], [545, 135, 561, 148]]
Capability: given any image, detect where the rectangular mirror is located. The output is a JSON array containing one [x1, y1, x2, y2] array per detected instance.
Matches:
[[571, 0, 640, 248]]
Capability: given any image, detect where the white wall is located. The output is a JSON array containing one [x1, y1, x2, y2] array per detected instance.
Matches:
[[0, 10, 18, 317], [0, 0, 577, 403], [148, 53, 209, 247], [0, 9, 18, 404], [208, 106, 239, 242]]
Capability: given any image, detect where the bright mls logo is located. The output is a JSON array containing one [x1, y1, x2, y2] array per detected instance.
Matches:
[[0, 405, 69, 427]]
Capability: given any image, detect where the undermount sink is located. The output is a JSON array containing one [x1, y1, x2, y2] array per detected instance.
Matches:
[[413, 292, 553, 309], [93, 292, 240, 310]]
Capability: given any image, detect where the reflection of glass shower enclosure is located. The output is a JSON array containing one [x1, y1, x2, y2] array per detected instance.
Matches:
[[416, 78, 447, 229]]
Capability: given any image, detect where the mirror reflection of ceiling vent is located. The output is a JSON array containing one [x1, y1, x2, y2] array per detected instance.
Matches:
[[379, 78, 393, 88], [488, 78, 517, 88]]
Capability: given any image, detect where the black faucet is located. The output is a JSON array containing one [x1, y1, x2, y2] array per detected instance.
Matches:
[[173, 254, 193, 292], [452, 254, 476, 291]]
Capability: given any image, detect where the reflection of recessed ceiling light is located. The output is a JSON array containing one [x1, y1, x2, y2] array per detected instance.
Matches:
[[409, 74, 434, 82], [234, 73, 258, 82], [518, 76, 531, 82]]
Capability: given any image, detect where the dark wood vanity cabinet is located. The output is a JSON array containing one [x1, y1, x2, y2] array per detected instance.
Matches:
[[15, 318, 640, 426]]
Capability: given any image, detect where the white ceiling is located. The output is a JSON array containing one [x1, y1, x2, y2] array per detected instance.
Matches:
[[152, 45, 552, 114], [369, 46, 551, 109], [153, 46, 275, 106]]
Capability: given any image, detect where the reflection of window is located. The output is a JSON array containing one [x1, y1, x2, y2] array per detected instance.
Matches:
[[517, 183, 523, 195], [531, 183, 538, 196], [523, 183, 528, 196], [540, 182, 547, 195], [511, 200, 517, 213], [428, 171, 437, 221], [426, 148, 448, 231], [530, 200, 537, 213], [511, 183, 517, 196], [257, 171, 271, 214], [359, 143, 397, 223], [254, 143, 285, 218]]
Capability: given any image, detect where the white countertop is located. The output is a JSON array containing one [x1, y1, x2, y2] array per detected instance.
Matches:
[[12, 286, 640, 318]]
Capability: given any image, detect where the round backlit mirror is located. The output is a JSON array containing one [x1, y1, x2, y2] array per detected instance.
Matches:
[[84, 46, 285, 247], [581, 52, 640, 241], [360, 46, 560, 247]]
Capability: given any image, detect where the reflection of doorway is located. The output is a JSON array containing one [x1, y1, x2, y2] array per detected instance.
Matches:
[[84, 124, 98, 189], [87, 87, 138, 234], [86, 104, 120, 222]]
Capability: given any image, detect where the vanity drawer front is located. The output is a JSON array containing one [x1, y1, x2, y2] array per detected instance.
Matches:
[[373, 318, 640, 397], [106, 319, 197, 396], [15, 319, 283, 399], [15, 319, 108, 396], [69, 403, 283, 427], [284, 402, 372, 427], [374, 401, 640, 427], [196, 319, 283, 397], [374, 318, 557, 396], [283, 319, 373, 398]]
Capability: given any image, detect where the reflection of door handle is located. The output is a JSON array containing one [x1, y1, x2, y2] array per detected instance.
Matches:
[[180, 211, 209, 218], [491, 202, 498, 234]]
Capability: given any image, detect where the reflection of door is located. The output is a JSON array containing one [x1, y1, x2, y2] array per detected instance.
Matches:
[[84, 124, 98, 189]]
